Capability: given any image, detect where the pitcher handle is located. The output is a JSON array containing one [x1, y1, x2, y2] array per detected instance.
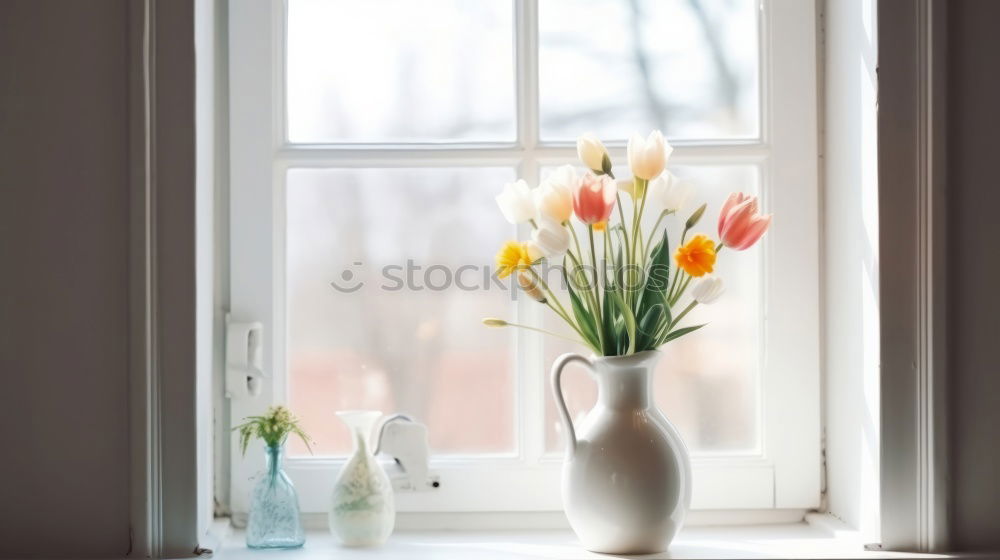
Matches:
[[551, 353, 592, 455]]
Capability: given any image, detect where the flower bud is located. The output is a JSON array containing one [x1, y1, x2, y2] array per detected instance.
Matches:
[[718, 193, 772, 250], [573, 173, 618, 225], [531, 218, 570, 257], [534, 166, 576, 223], [647, 172, 694, 213], [685, 203, 708, 230], [517, 271, 547, 303], [691, 276, 725, 304], [577, 133, 611, 174], [496, 179, 535, 224], [627, 130, 672, 180]]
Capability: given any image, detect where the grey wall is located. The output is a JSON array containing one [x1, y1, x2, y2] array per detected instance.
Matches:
[[0, 1, 132, 557], [0, 0, 208, 556], [946, 0, 1000, 551]]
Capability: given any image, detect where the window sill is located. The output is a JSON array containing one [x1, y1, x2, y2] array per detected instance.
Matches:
[[215, 514, 950, 559]]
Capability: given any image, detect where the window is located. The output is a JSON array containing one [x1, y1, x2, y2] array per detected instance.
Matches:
[[228, 0, 820, 517]]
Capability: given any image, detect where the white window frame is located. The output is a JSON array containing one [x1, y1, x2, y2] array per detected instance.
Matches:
[[227, 0, 820, 517]]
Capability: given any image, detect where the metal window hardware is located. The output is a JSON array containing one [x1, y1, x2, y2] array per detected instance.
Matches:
[[225, 314, 265, 400], [375, 414, 440, 492]]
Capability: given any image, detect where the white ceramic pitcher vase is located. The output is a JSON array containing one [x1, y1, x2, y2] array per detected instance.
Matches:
[[551, 350, 692, 554]]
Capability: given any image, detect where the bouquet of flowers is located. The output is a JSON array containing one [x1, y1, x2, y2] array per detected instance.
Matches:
[[483, 131, 771, 356], [234, 405, 313, 455]]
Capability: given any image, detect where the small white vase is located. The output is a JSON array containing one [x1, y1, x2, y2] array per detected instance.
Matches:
[[329, 410, 395, 547], [551, 350, 692, 554]]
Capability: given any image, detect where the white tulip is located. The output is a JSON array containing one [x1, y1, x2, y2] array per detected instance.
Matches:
[[691, 276, 725, 304], [646, 172, 693, 213], [627, 130, 672, 180], [545, 165, 579, 191], [577, 133, 611, 174], [531, 217, 571, 258], [525, 240, 545, 263], [534, 166, 577, 223], [496, 179, 535, 224]]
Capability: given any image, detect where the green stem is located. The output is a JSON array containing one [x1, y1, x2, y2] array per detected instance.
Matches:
[[568, 223, 585, 269], [668, 300, 698, 331], [500, 321, 590, 346], [645, 210, 671, 256], [604, 227, 624, 310], [670, 275, 694, 307], [587, 225, 603, 325], [615, 192, 631, 261], [527, 268, 578, 336], [630, 177, 649, 265], [566, 251, 603, 335], [635, 231, 645, 269], [667, 270, 685, 303]]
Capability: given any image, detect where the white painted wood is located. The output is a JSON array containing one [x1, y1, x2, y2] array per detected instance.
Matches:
[[227, 0, 283, 516], [129, 0, 207, 556], [195, 0, 225, 545], [876, 0, 950, 552], [821, 0, 881, 542], [126, 0, 206, 556], [275, 456, 774, 513], [287, 508, 808, 531], [760, 0, 822, 509], [227, 0, 822, 516], [127, 1, 155, 555], [217, 522, 945, 559]]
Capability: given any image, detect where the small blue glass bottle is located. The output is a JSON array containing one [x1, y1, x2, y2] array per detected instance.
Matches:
[[246, 444, 305, 549]]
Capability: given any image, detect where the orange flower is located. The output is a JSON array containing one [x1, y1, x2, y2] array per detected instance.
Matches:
[[674, 234, 717, 277]]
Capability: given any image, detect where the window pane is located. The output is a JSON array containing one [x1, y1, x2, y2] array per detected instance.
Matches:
[[539, 0, 759, 141], [286, 168, 517, 456], [543, 165, 762, 454], [286, 0, 516, 143]]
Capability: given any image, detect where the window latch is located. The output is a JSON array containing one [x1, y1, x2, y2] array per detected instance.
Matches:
[[225, 314, 265, 400], [375, 414, 440, 492]]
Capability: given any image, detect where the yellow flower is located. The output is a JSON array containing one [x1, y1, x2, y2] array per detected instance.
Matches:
[[495, 241, 536, 279], [674, 234, 717, 277]]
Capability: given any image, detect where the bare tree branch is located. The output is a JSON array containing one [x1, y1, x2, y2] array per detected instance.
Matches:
[[626, 0, 667, 127], [685, 0, 739, 110]]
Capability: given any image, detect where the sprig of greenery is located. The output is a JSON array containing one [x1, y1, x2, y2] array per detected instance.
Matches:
[[232, 405, 313, 456]]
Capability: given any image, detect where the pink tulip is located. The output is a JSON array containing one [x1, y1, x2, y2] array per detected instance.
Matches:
[[718, 192, 749, 234], [573, 172, 617, 225], [718, 193, 772, 250]]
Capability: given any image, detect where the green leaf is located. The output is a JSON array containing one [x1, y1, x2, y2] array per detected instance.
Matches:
[[637, 228, 671, 319], [637, 304, 665, 351], [567, 272, 600, 349], [659, 323, 707, 345], [598, 283, 613, 355], [615, 243, 625, 292], [609, 289, 636, 355]]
